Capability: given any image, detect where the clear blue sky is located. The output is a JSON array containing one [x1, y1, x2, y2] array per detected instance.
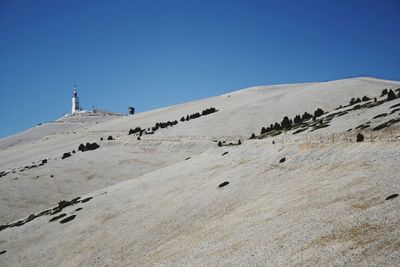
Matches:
[[0, 0, 399, 138]]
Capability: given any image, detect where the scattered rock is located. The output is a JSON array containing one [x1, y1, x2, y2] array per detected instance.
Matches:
[[386, 194, 399, 200], [59, 215, 76, 224], [218, 181, 230, 188], [50, 175, 54, 178], [279, 157, 286, 163], [222, 152, 228, 156]]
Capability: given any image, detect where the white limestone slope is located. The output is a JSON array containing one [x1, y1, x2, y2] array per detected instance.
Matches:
[[0, 77, 400, 266]]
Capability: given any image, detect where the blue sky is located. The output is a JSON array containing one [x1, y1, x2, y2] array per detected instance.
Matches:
[[0, 0, 399, 138]]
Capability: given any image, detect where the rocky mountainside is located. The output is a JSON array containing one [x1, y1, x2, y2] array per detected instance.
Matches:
[[0, 77, 399, 266]]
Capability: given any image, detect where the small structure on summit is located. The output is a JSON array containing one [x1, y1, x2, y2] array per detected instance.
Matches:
[[63, 85, 122, 117], [128, 106, 135, 115], [72, 85, 80, 114]]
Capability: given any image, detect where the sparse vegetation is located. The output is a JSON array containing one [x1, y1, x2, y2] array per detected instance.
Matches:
[[350, 97, 361, 105], [387, 89, 397, 101], [218, 181, 229, 188], [0, 196, 90, 232], [314, 108, 324, 117], [128, 127, 142, 135], [356, 133, 364, 142], [78, 142, 100, 152], [386, 194, 399, 200], [59, 215, 76, 224], [61, 152, 71, 159], [128, 107, 218, 136], [372, 113, 387, 119]]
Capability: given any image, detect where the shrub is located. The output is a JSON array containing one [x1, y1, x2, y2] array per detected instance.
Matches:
[[356, 133, 364, 142], [218, 181, 229, 188], [218, 141, 222, 147], [238, 139, 242, 145], [314, 108, 324, 117], [293, 115, 302, 124], [78, 143, 85, 152], [302, 112, 312, 121], [387, 89, 397, 101], [128, 127, 142, 135], [249, 133, 256, 139], [272, 122, 280, 130], [350, 98, 361, 105], [362, 96, 370, 101], [202, 107, 217, 116], [281, 116, 292, 129], [381, 88, 388, 96], [61, 152, 71, 159], [107, 136, 113, 140], [85, 142, 100, 151], [180, 117, 185, 122]]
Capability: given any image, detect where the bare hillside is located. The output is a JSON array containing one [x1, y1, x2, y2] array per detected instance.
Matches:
[[0, 77, 399, 266]]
